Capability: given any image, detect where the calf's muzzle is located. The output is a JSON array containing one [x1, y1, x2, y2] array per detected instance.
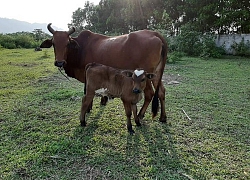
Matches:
[[133, 88, 141, 94]]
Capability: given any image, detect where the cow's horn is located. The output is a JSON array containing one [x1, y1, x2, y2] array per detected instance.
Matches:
[[47, 23, 55, 34], [67, 27, 75, 35]]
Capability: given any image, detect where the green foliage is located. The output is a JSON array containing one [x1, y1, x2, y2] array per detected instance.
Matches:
[[231, 38, 250, 57], [69, 0, 250, 35], [0, 31, 50, 49], [168, 51, 185, 63], [171, 24, 225, 58], [71, 0, 171, 34], [199, 33, 225, 58], [174, 24, 202, 56]]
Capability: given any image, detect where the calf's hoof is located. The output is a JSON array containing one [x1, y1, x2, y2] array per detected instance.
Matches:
[[87, 107, 92, 113]]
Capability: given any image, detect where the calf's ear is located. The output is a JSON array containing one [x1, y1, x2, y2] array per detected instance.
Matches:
[[146, 73, 156, 80], [40, 39, 53, 48], [121, 70, 133, 78]]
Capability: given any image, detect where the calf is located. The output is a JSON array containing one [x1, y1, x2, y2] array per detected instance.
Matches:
[[80, 63, 156, 134]]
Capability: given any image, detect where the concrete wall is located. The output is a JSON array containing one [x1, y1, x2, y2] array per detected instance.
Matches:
[[215, 34, 250, 54]]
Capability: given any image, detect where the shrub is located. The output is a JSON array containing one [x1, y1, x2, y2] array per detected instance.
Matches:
[[200, 34, 225, 58], [175, 24, 202, 56], [0, 31, 50, 49], [168, 51, 185, 63], [231, 38, 250, 57], [170, 24, 224, 58]]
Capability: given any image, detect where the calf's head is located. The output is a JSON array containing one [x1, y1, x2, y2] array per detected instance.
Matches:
[[122, 69, 156, 94], [40, 23, 79, 67]]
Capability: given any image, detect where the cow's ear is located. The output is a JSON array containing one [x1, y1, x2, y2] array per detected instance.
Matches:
[[40, 39, 53, 48], [68, 39, 79, 49], [146, 73, 156, 80], [121, 70, 133, 78]]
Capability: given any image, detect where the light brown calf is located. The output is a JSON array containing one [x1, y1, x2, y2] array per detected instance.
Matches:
[[80, 63, 156, 134]]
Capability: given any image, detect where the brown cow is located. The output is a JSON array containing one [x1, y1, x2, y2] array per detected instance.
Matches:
[[40, 23, 167, 123], [81, 63, 156, 134]]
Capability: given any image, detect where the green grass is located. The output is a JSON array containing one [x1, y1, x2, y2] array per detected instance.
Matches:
[[0, 49, 249, 180]]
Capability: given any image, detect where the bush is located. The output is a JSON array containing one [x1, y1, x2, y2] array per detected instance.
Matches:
[[231, 38, 250, 56], [168, 51, 185, 63], [200, 34, 225, 58], [175, 24, 202, 56], [0, 31, 50, 49], [14, 35, 34, 48], [4, 42, 16, 49], [170, 24, 224, 58]]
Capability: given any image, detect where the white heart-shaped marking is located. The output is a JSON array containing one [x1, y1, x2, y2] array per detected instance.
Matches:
[[134, 70, 144, 77]]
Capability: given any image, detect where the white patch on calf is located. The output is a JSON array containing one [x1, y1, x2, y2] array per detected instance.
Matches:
[[134, 70, 144, 77], [95, 88, 108, 96]]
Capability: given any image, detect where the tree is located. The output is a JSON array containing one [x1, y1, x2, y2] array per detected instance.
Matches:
[[69, 0, 250, 35], [32, 29, 46, 41]]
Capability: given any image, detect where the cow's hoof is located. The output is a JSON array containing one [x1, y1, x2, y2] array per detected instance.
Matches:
[[136, 121, 141, 126], [128, 126, 135, 135], [159, 116, 167, 123], [129, 129, 135, 135], [80, 122, 86, 127]]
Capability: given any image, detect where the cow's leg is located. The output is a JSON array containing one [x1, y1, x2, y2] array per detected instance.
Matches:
[[80, 93, 95, 126], [159, 82, 166, 122], [153, 80, 167, 122], [122, 101, 135, 134], [137, 81, 154, 121], [132, 104, 141, 126]]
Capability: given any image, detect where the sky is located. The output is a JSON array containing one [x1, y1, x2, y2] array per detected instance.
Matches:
[[0, 0, 100, 30]]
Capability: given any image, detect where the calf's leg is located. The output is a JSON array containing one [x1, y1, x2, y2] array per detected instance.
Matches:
[[122, 101, 135, 135], [80, 93, 95, 126], [132, 104, 141, 126]]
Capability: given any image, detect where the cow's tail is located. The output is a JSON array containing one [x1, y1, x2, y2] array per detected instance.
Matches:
[[152, 33, 167, 118]]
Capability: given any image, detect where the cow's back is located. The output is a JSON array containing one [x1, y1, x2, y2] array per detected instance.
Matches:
[[83, 30, 163, 72]]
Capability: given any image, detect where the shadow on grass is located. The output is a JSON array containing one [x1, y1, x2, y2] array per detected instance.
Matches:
[[72, 114, 189, 179]]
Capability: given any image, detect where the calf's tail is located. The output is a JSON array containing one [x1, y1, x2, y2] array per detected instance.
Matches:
[[152, 34, 167, 118]]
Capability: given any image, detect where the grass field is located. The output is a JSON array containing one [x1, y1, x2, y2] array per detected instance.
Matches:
[[0, 48, 249, 180]]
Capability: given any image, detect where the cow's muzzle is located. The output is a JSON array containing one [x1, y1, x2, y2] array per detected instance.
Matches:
[[54, 61, 65, 67], [133, 88, 141, 94]]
